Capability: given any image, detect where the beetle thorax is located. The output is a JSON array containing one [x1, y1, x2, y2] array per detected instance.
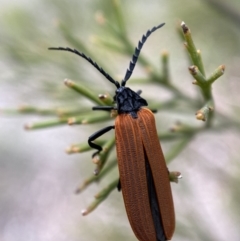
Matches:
[[115, 87, 148, 118]]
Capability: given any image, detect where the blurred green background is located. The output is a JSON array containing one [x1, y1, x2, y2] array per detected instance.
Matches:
[[0, 0, 240, 241]]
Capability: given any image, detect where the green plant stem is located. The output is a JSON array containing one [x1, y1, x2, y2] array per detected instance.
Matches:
[[165, 137, 193, 164], [189, 65, 207, 85], [207, 65, 225, 85], [161, 51, 170, 83], [64, 79, 104, 105], [1, 106, 63, 116], [181, 22, 205, 76], [24, 118, 68, 130], [111, 0, 126, 35], [181, 21, 225, 126], [68, 113, 110, 125], [75, 159, 117, 194], [97, 93, 114, 106], [66, 140, 106, 154], [82, 178, 119, 216], [93, 136, 116, 175]]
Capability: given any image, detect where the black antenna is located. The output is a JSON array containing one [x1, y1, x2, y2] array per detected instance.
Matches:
[[48, 47, 120, 88], [121, 23, 165, 87]]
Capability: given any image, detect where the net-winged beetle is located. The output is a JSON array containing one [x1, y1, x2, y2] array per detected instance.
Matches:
[[49, 23, 175, 241]]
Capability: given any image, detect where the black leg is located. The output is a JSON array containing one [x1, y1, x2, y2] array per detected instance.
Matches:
[[117, 179, 121, 191], [92, 106, 116, 111], [150, 109, 157, 113], [88, 125, 115, 157]]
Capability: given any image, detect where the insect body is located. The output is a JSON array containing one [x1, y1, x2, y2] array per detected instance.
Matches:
[[49, 23, 175, 241]]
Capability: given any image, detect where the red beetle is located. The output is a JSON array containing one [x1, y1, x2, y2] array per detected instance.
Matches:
[[49, 23, 175, 241]]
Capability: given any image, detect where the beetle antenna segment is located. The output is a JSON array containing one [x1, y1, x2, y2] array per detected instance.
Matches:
[[121, 23, 165, 87], [48, 47, 120, 88]]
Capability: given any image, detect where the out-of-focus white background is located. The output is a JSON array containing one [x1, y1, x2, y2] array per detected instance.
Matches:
[[0, 0, 240, 241]]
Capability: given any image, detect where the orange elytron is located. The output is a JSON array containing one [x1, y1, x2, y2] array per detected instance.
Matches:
[[115, 108, 175, 240], [49, 23, 175, 241]]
